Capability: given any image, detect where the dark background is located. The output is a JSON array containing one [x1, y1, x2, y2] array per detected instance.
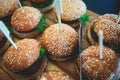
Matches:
[[83, 0, 120, 15]]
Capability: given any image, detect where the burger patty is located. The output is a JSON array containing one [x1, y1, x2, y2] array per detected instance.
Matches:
[[31, 0, 54, 8], [62, 20, 79, 24], [16, 57, 43, 75], [0, 36, 7, 48]]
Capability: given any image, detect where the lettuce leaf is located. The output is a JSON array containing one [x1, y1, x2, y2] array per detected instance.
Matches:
[[78, 13, 90, 24], [21, 1, 27, 6], [39, 46, 46, 59], [108, 43, 120, 54], [36, 14, 46, 32], [7, 26, 13, 34]]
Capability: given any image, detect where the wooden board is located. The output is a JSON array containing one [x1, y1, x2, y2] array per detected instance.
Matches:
[[0, 9, 99, 80]]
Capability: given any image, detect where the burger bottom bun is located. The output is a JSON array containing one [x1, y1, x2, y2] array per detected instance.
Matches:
[[74, 62, 80, 75], [48, 54, 73, 61], [38, 0, 55, 12], [87, 21, 98, 45], [13, 28, 41, 38], [10, 56, 47, 80], [0, 39, 11, 55]]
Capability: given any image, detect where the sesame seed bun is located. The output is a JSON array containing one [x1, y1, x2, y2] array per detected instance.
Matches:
[[11, 6, 42, 38], [0, 0, 19, 18], [94, 19, 120, 43], [37, 70, 73, 80], [87, 14, 120, 44], [61, 0, 86, 21], [3, 39, 41, 72], [53, 0, 86, 28], [81, 45, 118, 80], [11, 6, 41, 32], [42, 23, 78, 61]]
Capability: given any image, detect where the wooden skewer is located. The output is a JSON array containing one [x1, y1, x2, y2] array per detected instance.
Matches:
[[98, 30, 103, 60], [117, 11, 120, 23], [0, 21, 17, 49], [17, 0, 22, 8]]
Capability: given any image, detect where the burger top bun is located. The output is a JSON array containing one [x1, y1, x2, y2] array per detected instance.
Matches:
[[99, 14, 119, 23], [42, 23, 78, 57], [0, 31, 4, 41], [3, 39, 41, 72], [11, 6, 41, 32], [81, 45, 118, 80], [94, 14, 120, 43], [0, 0, 19, 18], [37, 70, 73, 80], [60, 0, 86, 21]]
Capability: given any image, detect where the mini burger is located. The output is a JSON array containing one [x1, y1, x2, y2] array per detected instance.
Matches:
[[0, 0, 19, 18], [81, 45, 118, 80], [42, 23, 78, 61], [11, 6, 46, 38], [30, 0, 56, 12], [37, 70, 73, 80], [3, 39, 47, 77], [0, 31, 11, 55], [87, 14, 120, 54], [54, 0, 89, 28]]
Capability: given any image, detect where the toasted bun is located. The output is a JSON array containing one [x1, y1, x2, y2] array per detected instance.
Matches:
[[12, 27, 41, 38], [0, 0, 19, 18], [94, 19, 120, 43], [42, 23, 78, 61], [37, 70, 73, 80], [3, 39, 41, 72], [87, 14, 120, 44], [99, 14, 119, 23], [11, 6, 41, 32], [81, 45, 118, 80], [58, 0, 86, 21]]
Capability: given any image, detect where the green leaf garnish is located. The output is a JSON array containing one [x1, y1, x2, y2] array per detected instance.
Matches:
[[39, 46, 46, 59], [108, 43, 120, 53], [36, 14, 46, 32], [21, 1, 27, 6], [7, 26, 13, 34], [78, 13, 90, 24], [32, 0, 54, 8]]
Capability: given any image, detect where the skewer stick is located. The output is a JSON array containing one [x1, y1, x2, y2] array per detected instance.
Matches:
[[117, 11, 120, 24], [55, 0, 63, 30], [98, 30, 103, 59], [0, 21, 17, 49], [17, 0, 22, 8]]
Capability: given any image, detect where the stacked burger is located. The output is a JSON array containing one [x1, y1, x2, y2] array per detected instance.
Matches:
[[3, 39, 47, 79], [75, 45, 118, 80], [0, 0, 19, 18], [87, 14, 120, 54], [53, 0, 89, 28]]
